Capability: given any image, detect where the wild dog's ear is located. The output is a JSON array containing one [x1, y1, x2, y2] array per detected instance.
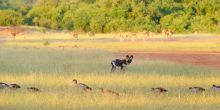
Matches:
[[126, 55, 129, 59], [130, 55, 133, 59]]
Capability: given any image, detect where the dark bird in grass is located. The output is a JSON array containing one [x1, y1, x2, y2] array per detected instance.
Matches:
[[212, 84, 220, 92], [0, 82, 9, 89], [72, 79, 92, 92], [189, 87, 205, 93], [27, 87, 40, 92], [99, 88, 119, 97], [151, 87, 168, 95], [8, 83, 21, 89]]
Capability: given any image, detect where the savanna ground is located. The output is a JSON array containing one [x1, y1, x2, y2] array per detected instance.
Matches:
[[0, 30, 220, 110]]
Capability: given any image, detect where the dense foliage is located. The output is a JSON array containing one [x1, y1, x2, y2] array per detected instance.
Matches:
[[0, 0, 220, 33]]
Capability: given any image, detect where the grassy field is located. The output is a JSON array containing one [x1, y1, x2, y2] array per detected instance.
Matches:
[[0, 33, 220, 110], [3, 32, 220, 52]]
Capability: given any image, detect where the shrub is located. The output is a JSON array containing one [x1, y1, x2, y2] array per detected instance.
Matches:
[[43, 40, 50, 46], [0, 9, 24, 26]]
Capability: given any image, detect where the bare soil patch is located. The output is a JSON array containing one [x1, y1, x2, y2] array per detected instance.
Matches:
[[117, 51, 220, 69]]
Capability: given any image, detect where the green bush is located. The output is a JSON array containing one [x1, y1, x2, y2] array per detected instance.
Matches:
[[0, 9, 23, 26], [41, 29, 46, 33], [0, 0, 220, 33], [43, 40, 50, 46]]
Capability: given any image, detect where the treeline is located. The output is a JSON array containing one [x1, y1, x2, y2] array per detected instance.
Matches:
[[0, 0, 220, 33]]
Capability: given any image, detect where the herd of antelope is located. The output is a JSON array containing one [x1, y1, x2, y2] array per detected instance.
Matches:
[[115, 31, 153, 41], [115, 29, 173, 41], [67, 31, 95, 40], [0, 27, 25, 40], [0, 27, 173, 41]]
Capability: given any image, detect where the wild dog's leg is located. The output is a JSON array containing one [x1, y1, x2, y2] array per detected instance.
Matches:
[[110, 61, 116, 73], [120, 66, 125, 73], [112, 66, 116, 72], [110, 62, 114, 73], [110, 65, 115, 73]]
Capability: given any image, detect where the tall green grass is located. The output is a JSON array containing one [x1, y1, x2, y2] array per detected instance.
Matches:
[[0, 73, 220, 110], [0, 47, 220, 110], [0, 47, 218, 75]]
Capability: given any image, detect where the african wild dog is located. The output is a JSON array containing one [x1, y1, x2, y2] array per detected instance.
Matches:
[[110, 55, 133, 72]]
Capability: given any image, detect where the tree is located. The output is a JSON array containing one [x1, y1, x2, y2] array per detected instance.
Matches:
[[0, 0, 220, 33], [0, 10, 23, 26]]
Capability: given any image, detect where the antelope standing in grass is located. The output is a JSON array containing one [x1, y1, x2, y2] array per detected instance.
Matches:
[[70, 31, 79, 39], [119, 32, 132, 41], [115, 31, 124, 41], [5, 27, 25, 40], [130, 32, 138, 41], [162, 29, 173, 38], [137, 31, 153, 40], [87, 32, 95, 37]]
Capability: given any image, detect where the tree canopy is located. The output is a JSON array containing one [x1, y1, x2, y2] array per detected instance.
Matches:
[[0, 0, 220, 33]]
